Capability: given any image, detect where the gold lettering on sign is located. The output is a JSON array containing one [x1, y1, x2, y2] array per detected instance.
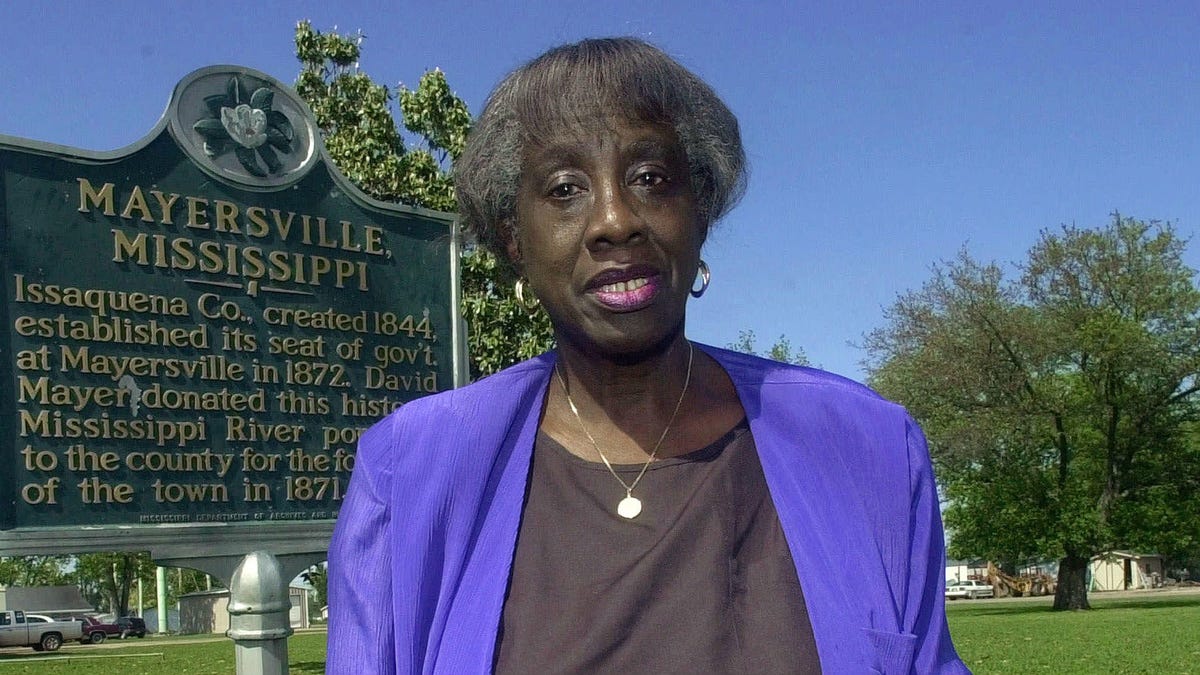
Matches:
[[111, 230, 369, 291], [78, 178, 392, 255], [15, 346, 51, 371], [225, 416, 304, 443], [78, 478, 135, 504], [14, 313, 208, 347], [65, 445, 120, 471], [77, 178, 392, 293], [186, 196, 209, 229], [151, 190, 180, 224], [13, 276, 190, 317], [120, 186, 154, 222], [77, 178, 116, 215], [213, 200, 240, 233], [18, 375, 132, 411], [151, 479, 229, 503], [18, 411, 207, 447]]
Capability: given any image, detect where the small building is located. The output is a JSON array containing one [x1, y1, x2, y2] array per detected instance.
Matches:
[[142, 609, 179, 633], [945, 559, 989, 584], [0, 585, 93, 617], [1089, 551, 1164, 591], [178, 586, 310, 635]]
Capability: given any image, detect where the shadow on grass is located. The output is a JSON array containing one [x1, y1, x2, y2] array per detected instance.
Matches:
[[290, 659, 326, 674], [1088, 596, 1200, 611], [949, 593, 1200, 617], [949, 603, 1056, 617], [0, 651, 75, 661]]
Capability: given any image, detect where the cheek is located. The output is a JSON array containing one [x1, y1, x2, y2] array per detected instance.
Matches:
[[674, 219, 706, 258], [520, 217, 577, 262]]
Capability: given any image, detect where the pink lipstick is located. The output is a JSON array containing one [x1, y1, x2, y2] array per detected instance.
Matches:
[[589, 271, 662, 310]]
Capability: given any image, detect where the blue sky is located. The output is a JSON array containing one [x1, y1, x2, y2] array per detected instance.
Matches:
[[2, 1, 1198, 381]]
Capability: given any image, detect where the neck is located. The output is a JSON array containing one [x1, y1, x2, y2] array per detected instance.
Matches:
[[555, 333, 691, 410], [549, 334, 696, 462]]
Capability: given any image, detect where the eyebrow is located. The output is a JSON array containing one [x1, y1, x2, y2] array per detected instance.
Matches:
[[522, 131, 682, 178], [520, 138, 593, 178], [623, 138, 676, 161]]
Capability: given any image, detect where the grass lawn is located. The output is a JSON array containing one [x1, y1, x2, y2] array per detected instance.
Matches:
[[0, 632, 328, 675], [2, 593, 1197, 673], [948, 591, 1200, 674]]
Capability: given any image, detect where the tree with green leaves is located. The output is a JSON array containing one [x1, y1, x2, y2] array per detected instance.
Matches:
[[294, 21, 554, 378], [727, 329, 810, 366], [0, 556, 71, 587], [72, 552, 153, 617], [865, 214, 1200, 610]]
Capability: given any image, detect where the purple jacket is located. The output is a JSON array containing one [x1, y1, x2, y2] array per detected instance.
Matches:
[[327, 345, 969, 674]]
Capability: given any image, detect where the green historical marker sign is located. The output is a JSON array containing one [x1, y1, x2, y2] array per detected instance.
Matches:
[[0, 66, 463, 552]]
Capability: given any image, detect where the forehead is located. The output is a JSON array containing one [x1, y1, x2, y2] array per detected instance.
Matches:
[[520, 116, 685, 169]]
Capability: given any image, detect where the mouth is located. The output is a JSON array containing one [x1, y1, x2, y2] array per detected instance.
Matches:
[[587, 268, 662, 311]]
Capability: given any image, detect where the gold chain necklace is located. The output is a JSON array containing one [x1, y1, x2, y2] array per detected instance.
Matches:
[[553, 341, 695, 519]]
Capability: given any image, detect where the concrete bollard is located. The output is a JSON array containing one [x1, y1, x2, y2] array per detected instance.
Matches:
[[227, 550, 294, 675]]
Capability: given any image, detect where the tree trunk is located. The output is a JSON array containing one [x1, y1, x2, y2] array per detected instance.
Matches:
[[115, 556, 134, 617], [1053, 553, 1091, 610], [116, 581, 131, 618]]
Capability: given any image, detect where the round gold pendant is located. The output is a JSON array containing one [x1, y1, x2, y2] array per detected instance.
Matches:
[[617, 496, 642, 519]]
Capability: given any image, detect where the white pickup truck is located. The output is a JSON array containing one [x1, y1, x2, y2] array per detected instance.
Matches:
[[0, 610, 83, 651], [944, 579, 995, 600]]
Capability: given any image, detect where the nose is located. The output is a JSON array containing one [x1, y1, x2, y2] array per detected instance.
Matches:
[[585, 180, 645, 250]]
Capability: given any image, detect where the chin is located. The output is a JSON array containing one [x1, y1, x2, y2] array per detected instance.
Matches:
[[561, 319, 685, 364]]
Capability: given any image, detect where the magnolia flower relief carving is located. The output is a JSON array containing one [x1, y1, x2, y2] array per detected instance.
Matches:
[[192, 75, 295, 177]]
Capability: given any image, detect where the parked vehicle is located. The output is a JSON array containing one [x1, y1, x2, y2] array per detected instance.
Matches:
[[116, 616, 147, 638], [0, 610, 83, 651], [74, 615, 122, 644], [945, 579, 995, 600]]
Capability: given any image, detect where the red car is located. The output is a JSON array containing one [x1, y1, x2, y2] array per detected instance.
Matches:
[[74, 616, 122, 644]]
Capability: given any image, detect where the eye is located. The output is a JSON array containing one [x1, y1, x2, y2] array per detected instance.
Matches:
[[631, 169, 669, 188], [548, 181, 583, 199]]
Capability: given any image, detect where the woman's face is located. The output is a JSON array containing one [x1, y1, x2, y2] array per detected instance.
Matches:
[[512, 117, 704, 358]]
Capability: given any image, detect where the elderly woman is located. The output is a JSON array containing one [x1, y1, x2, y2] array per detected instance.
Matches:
[[328, 38, 967, 674]]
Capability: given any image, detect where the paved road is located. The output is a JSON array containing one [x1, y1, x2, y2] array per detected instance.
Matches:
[[947, 583, 1200, 604], [0, 627, 327, 657]]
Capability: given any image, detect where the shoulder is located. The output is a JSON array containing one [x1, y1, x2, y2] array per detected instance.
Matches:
[[355, 353, 554, 469], [700, 343, 897, 411], [702, 344, 921, 473], [390, 352, 554, 422]]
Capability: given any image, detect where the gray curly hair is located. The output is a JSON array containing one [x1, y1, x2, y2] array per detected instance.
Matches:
[[454, 37, 746, 275]]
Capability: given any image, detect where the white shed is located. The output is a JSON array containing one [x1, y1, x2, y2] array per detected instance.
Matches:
[[1089, 551, 1164, 591], [178, 586, 310, 634]]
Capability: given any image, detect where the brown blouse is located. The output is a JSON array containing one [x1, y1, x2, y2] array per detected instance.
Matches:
[[494, 420, 821, 674]]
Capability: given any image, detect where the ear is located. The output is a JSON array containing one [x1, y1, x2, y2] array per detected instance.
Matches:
[[502, 219, 524, 274]]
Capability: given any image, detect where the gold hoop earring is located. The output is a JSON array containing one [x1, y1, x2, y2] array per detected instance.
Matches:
[[514, 278, 540, 310], [690, 260, 711, 298]]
